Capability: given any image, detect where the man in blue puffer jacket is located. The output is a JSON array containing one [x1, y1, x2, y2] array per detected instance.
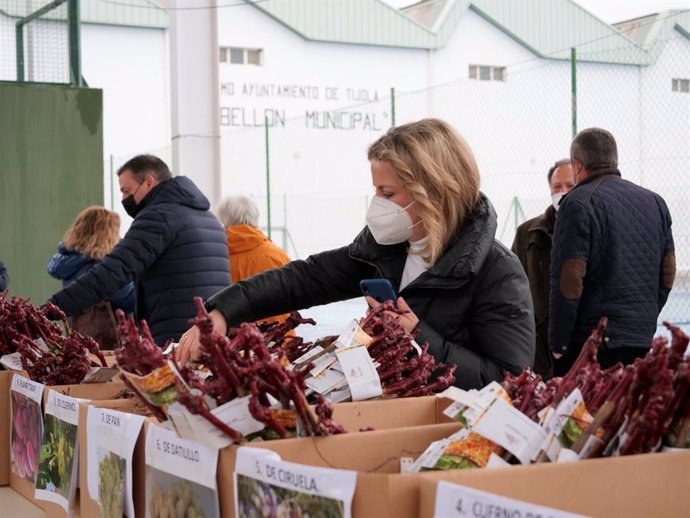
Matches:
[[48, 155, 231, 345], [549, 128, 675, 374]]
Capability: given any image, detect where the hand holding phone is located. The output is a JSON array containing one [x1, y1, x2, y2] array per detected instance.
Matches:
[[360, 278, 397, 308]]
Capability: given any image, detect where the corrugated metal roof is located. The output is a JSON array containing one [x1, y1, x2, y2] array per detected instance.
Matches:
[[250, 0, 436, 49], [2, 0, 684, 66], [256, 0, 651, 64], [405, 0, 648, 64], [0, 0, 167, 29], [469, 0, 647, 64]]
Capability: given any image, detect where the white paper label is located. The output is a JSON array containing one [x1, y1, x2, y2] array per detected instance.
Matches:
[[46, 391, 81, 426], [471, 398, 546, 464], [407, 438, 451, 473], [292, 345, 324, 367], [537, 433, 562, 462], [169, 396, 265, 448], [34, 392, 83, 513], [86, 406, 145, 518], [334, 319, 360, 350], [400, 457, 414, 473], [81, 366, 119, 383], [34, 337, 49, 351], [11, 374, 45, 403], [336, 345, 383, 401], [1, 352, 25, 371], [407, 428, 472, 473], [556, 448, 579, 463], [309, 352, 339, 377], [234, 446, 357, 518], [305, 368, 346, 394], [433, 480, 590, 518], [146, 422, 219, 489], [215, 396, 265, 434], [486, 453, 511, 468], [328, 386, 352, 403], [438, 387, 487, 412], [541, 389, 583, 437]]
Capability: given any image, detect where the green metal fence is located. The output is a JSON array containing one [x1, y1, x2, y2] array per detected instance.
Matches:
[[1, 0, 81, 85], [224, 23, 690, 329]]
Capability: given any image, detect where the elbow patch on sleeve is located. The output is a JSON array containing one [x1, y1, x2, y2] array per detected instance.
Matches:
[[560, 258, 587, 299], [663, 251, 676, 290]]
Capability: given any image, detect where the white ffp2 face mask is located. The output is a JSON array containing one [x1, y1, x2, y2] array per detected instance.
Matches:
[[365, 196, 418, 245], [552, 192, 566, 211]]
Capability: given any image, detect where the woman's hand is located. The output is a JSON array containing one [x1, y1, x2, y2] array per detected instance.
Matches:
[[175, 309, 228, 365], [366, 296, 419, 334]]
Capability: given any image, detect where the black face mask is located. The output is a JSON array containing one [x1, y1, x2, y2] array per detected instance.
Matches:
[[121, 182, 144, 218]]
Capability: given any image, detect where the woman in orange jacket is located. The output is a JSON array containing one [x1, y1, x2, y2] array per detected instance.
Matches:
[[217, 195, 292, 325]]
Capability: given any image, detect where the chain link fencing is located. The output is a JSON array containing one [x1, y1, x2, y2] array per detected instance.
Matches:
[[0, 0, 71, 84], [222, 29, 690, 331]]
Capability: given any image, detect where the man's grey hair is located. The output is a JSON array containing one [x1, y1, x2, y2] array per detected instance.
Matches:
[[570, 127, 618, 172], [217, 195, 260, 227]]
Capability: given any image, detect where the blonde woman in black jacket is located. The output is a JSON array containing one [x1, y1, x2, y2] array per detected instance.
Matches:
[[177, 119, 535, 389]]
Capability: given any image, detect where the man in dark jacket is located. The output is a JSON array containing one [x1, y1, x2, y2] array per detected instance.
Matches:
[[550, 128, 675, 373], [512, 159, 575, 378], [49, 155, 231, 345], [0, 260, 8, 291]]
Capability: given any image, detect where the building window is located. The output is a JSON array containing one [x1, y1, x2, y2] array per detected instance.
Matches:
[[219, 47, 263, 66], [672, 78, 689, 93], [469, 65, 506, 82]]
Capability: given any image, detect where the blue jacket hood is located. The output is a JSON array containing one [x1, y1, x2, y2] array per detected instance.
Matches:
[[47, 243, 94, 281], [139, 176, 210, 212]]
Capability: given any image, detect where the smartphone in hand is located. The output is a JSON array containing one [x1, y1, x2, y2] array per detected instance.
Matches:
[[360, 279, 398, 308]]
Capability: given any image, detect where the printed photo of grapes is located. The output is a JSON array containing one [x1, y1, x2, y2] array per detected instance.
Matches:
[[146, 466, 218, 518], [97, 449, 125, 518], [236, 474, 346, 518], [10, 390, 43, 483], [36, 414, 79, 499]]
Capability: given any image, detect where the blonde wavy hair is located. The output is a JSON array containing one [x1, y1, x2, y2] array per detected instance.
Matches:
[[63, 206, 121, 261], [367, 118, 481, 265]]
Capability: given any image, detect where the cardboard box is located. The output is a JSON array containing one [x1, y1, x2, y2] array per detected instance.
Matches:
[[79, 399, 147, 518], [417, 450, 690, 518], [0, 370, 14, 486], [219, 421, 463, 518], [9, 377, 126, 511], [331, 395, 455, 431]]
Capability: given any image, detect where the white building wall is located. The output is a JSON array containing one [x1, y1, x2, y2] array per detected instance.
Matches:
[[216, 5, 430, 258], [80, 24, 170, 228]]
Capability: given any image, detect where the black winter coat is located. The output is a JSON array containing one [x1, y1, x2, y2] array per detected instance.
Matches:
[[0, 260, 8, 292], [549, 169, 675, 356], [51, 177, 231, 345], [512, 206, 556, 378], [206, 195, 535, 389]]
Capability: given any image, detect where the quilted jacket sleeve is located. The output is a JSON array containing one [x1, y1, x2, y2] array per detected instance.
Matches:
[[657, 196, 675, 312], [206, 246, 373, 327], [50, 210, 173, 316], [549, 197, 591, 355]]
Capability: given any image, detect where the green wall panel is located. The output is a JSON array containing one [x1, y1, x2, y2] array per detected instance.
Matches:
[[0, 82, 103, 304]]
